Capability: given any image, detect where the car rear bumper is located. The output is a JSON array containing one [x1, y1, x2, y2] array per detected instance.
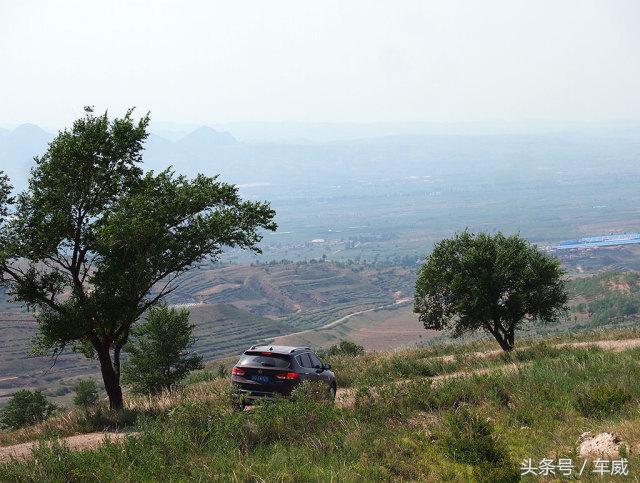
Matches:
[[232, 385, 287, 402]]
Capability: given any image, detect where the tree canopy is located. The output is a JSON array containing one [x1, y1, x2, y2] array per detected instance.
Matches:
[[0, 108, 276, 408], [122, 306, 203, 394], [0, 172, 11, 232], [414, 231, 567, 351]]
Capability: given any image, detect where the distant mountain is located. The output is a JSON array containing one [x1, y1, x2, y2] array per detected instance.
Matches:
[[0, 124, 52, 190], [177, 126, 238, 152], [9, 123, 53, 145], [2, 121, 640, 193]]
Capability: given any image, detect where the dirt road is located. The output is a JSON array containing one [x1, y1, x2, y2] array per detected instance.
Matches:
[[271, 298, 411, 345], [0, 432, 135, 462]]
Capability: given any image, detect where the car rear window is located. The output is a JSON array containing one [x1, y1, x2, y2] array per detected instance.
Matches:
[[238, 352, 291, 368]]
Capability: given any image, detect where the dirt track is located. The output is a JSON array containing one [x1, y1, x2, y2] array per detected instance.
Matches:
[[271, 298, 411, 345], [0, 432, 135, 462]]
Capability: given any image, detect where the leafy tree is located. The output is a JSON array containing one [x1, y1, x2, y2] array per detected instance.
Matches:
[[0, 390, 57, 429], [0, 108, 276, 409], [122, 306, 203, 394], [0, 171, 11, 223], [414, 231, 567, 351], [73, 379, 100, 410]]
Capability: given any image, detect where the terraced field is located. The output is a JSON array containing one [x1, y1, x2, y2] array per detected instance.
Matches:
[[187, 304, 293, 359]]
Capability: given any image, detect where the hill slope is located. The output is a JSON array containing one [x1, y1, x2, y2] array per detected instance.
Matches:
[[2, 330, 640, 480]]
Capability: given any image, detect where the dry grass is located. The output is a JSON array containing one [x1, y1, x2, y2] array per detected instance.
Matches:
[[4, 334, 640, 480], [0, 378, 232, 447], [0, 410, 80, 447], [125, 378, 232, 413]]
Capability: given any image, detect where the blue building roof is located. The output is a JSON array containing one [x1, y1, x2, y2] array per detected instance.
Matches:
[[555, 233, 640, 250]]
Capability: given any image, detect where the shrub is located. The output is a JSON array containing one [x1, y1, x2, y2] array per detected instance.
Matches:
[[574, 382, 632, 418], [73, 379, 100, 410], [0, 390, 57, 429], [439, 408, 508, 466], [75, 406, 139, 433], [324, 340, 365, 357], [184, 370, 216, 385], [290, 381, 334, 403]]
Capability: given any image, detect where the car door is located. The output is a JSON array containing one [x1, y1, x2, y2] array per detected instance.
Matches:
[[308, 352, 331, 385], [296, 353, 321, 383]]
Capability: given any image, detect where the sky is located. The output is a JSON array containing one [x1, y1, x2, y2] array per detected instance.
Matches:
[[1, 0, 639, 128]]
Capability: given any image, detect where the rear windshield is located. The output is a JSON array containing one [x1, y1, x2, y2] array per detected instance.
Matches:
[[238, 352, 291, 368]]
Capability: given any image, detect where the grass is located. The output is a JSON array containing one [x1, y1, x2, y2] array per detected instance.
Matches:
[[2, 333, 640, 480], [325, 339, 565, 388]]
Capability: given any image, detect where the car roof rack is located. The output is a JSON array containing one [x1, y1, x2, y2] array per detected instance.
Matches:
[[289, 347, 312, 353]]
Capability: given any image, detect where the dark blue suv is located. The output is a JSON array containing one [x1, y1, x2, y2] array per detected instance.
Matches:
[[231, 345, 337, 404]]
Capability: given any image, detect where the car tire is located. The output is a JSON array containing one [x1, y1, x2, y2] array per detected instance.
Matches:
[[329, 385, 336, 403], [231, 397, 246, 412]]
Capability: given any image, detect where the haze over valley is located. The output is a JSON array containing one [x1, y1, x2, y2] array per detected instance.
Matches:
[[3, 120, 640, 265]]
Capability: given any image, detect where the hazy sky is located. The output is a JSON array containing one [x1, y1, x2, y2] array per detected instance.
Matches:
[[1, 0, 639, 127]]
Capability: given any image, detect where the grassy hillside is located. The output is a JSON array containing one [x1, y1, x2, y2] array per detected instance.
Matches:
[[2, 331, 640, 480], [566, 272, 640, 330]]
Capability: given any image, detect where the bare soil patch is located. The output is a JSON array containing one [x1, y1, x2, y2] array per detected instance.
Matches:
[[0, 431, 136, 462]]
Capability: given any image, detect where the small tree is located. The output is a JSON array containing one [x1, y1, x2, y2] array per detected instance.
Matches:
[[73, 379, 100, 410], [0, 390, 57, 429], [122, 306, 203, 394], [414, 231, 567, 351]]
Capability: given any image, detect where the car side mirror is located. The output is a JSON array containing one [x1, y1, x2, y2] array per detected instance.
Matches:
[[323, 363, 331, 371]]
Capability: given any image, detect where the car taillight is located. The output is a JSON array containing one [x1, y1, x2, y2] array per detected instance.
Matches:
[[231, 367, 246, 376], [275, 372, 299, 380]]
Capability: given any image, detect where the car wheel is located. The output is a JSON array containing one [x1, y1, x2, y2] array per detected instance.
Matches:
[[231, 397, 246, 412]]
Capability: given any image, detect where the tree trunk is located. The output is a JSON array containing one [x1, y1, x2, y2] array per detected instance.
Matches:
[[493, 334, 513, 352], [505, 328, 515, 351], [97, 346, 124, 410], [487, 321, 514, 352]]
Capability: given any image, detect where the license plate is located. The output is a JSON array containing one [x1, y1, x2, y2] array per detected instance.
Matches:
[[251, 375, 269, 384]]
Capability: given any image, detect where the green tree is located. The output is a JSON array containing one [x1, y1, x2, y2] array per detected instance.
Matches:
[[325, 340, 365, 357], [122, 306, 203, 394], [72, 379, 100, 410], [0, 390, 57, 429], [414, 231, 567, 351], [0, 172, 11, 223], [0, 108, 276, 409]]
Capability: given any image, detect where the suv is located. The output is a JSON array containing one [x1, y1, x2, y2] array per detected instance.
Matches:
[[231, 345, 337, 404]]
